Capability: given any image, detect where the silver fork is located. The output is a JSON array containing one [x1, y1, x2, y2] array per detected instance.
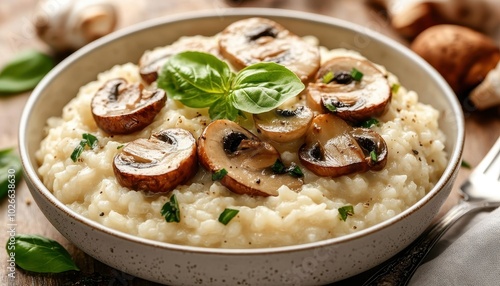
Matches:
[[363, 136, 500, 286]]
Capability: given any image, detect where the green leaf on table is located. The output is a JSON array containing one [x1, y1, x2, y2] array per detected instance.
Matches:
[[0, 50, 54, 95], [6, 234, 79, 273], [0, 148, 23, 199]]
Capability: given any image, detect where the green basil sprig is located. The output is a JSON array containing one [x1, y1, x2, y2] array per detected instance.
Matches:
[[0, 50, 54, 95], [158, 51, 305, 121], [0, 148, 23, 199], [6, 234, 79, 273]]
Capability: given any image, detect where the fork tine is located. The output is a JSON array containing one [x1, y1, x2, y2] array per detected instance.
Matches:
[[476, 136, 500, 182]]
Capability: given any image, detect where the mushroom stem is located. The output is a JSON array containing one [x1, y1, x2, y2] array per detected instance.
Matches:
[[469, 62, 500, 110]]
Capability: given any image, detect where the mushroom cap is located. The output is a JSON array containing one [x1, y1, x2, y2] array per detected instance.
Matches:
[[113, 128, 198, 193], [218, 17, 320, 82], [91, 78, 166, 135], [253, 105, 313, 143], [411, 24, 500, 96], [307, 57, 391, 123], [299, 113, 387, 177], [198, 119, 303, 196]]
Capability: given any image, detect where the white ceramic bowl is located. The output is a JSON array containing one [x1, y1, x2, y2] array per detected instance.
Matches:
[[19, 8, 464, 285]]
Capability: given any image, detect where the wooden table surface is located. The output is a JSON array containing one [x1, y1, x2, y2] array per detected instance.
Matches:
[[1, 0, 499, 285]]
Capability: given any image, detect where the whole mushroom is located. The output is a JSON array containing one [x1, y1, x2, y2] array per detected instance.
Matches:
[[113, 128, 198, 193], [34, 0, 118, 52], [411, 24, 500, 97], [197, 119, 303, 196]]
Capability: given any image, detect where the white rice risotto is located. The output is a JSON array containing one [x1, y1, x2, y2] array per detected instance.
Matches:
[[37, 36, 447, 249]]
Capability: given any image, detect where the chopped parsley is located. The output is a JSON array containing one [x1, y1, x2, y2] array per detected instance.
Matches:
[[161, 194, 180, 223], [116, 144, 125, 150], [322, 71, 334, 84], [391, 83, 400, 94], [338, 205, 354, 221], [70, 133, 98, 162], [218, 208, 239, 225], [350, 68, 364, 81], [212, 168, 228, 181], [271, 160, 304, 178], [359, 118, 379, 128], [324, 102, 337, 112], [370, 150, 378, 162]]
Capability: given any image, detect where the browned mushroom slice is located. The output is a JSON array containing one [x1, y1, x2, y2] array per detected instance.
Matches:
[[198, 119, 303, 196], [299, 114, 388, 177], [113, 128, 198, 193], [91, 78, 166, 135], [307, 57, 391, 122], [218, 17, 320, 82], [139, 36, 221, 84], [253, 105, 313, 143]]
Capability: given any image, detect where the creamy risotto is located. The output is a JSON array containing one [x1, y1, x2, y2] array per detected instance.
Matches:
[[36, 20, 447, 249]]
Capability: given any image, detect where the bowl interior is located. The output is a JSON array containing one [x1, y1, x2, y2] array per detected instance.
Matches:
[[20, 8, 464, 249]]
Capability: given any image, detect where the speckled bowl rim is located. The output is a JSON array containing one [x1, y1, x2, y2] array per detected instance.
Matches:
[[19, 8, 465, 256]]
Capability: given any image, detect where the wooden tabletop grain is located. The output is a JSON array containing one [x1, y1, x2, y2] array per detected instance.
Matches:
[[1, 0, 499, 285]]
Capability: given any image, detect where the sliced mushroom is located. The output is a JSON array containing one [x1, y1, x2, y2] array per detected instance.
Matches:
[[299, 114, 388, 177], [218, 17, 320, 82], [253, 105, 313, 143], [139, 36, 221, 84], [113, 128, 198, 193], [307, 57, 391, 122], [91, 78, 166, 135], [198, 119, 303, 196]]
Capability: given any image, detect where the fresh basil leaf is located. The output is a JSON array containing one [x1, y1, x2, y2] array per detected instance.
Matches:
[[0, 148, 23, 199], [7, 234, 79, 273], [231, 62, 305, 114], [218, 208, 239, 225], [158, 51, 231, 108], [0, 50, 54, 95], [161, 194, 180, 223], [209, 98, 239, 121]]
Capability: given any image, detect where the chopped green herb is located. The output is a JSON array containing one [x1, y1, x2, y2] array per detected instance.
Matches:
[[116, 145, 124, 150], [271, 159, 286, 174], [461, 160, 471, 169], [157, 51, 305, 121], [70, 140, 87, 162], [325, 102, 337, 112], [212, 168, 228, 181], [338, 205, 354, 221], [271, 160, 304, 178], [70, 133, 98, 162], [218, 208, 239, 225], [359, 118, 379, 128], [391, 83, 400, 94], [161, 194, 180, 223], [288, 163, 304, 178], [370, 150, 378, 162], [322, 71, 334, 84], [6, 234, 79, 273], [350, 68, 363, 81], [82, 133, 98, 149]]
